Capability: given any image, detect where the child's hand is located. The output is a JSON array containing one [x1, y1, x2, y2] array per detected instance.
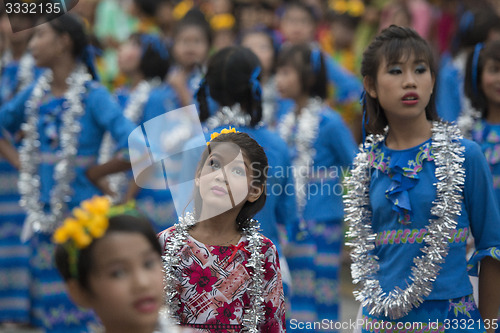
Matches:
[[168, 68, 188, 91], [85, 165, 116, 197]]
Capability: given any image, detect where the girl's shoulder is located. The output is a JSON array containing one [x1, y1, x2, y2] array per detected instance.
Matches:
[[157, 225, 178, 247]]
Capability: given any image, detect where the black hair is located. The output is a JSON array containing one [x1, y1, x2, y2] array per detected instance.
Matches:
[[174, 8, 213, 46], [55, 213, 161, 291], [193, 132, 268, 229], [452, 8, 500, 56], [45, 13, 99, 80], [360, 25, 439, 135], [198, 46, 264, 127], [282, 0, 318, 23], [129, 33, 170, 80], [276, 43, 328, 100], [133, 0, 159, 17], [464, 40, 500, 119]]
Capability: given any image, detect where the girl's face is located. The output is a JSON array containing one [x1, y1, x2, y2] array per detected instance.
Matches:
[[118, 39, 142, 76], [280, 7, 315, 45], [29, 23, 68, 68], [173, 26, 209, 69], [481, 58, 500, 108], [276, 64, 302, 100], [85, 232, 164, 332], [196, 143, 259, 219], [241, 33, 274, 76], [365, 53, 435, 123]]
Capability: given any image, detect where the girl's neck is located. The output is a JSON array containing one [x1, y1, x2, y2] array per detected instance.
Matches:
[[10, 41, 28, 61], [191, 210, 241, 246], [130, 72, 145, 89], [294, 94, 310, 115], [385, 117, 432, 150], [50, 58, 78, 97], [487, 104, 500, 124]]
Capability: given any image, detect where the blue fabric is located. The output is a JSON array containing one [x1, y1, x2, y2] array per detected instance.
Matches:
[[324, 54, 363, 104], [277, 104, 357, 222], [361, 294, 486, 332], [471, 120, 500, 209], [436, 55, 463, 122], [367, 138, 500, 300], [0, 57, 44, 106], [0, 80, 136, 209]]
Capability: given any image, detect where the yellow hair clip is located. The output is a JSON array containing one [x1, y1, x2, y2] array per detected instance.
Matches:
[[207, 127, 238, 146]]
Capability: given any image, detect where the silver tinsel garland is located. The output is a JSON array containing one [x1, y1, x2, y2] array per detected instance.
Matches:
[[161, 213, 266, 332], [98, 79, 160, 202], [277, 97, 321, 216], [344, 121, 466, 319], [19, 64, 91, 238], [204, 103, 262, 131]]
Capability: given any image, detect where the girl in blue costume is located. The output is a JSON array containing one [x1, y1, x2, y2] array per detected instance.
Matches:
[[435, 8, 500, 123], [108, 32, 181, 232], [462, 40, 500, 208], [275, 43, 357, 330], [345, 25, 500, 333], [169, 8, 217, 114], [0, 11, 43, 326], [0, 14, 136, 332]]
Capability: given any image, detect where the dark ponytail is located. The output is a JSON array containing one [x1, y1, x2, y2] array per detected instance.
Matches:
[[197, 46, 263, 127]]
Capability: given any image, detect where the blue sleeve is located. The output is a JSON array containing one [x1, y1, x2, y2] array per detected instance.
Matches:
[[463, 140, 500, 275], [326, 111, 357, 167], [86, 84, 136, 152], [324, 55, 363, 104], [435, 63, 462, 122], [0, 84, 34, 135]]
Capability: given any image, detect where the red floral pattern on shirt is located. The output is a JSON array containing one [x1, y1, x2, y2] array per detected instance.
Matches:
[[158, 226, 286, 332]]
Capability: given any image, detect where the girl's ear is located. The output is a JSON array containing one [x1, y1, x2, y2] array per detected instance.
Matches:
[[247, 183, 264, 203], [66, 279, 92, 308], [363, 76, 377, 99]]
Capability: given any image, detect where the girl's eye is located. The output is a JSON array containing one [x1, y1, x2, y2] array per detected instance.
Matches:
[[110, 268, 127, 278], [209, 158, 221, 170], [415, 65, 428, 74], [388, 67, 402, 75], [144, 258, 159, 270], [232, 166, 245, 176]]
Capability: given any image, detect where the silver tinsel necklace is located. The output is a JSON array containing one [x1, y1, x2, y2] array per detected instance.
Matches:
[[344, 121, 466, 319], [204, 103, 262, 131], [277, 97, 322, 215], [19, 64, 91, 239], [162, 213, 266, 332]]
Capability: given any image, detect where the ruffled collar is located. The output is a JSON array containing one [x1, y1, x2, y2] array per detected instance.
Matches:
[[369, 138, 434, 224]]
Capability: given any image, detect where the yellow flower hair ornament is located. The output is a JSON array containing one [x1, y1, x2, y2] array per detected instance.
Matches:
[[53, 196, 140, 278], [210, 13, 236, 31], [207, 127, 239, 146]]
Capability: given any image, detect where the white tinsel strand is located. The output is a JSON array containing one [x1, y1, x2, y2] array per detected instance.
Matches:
[[277, 97, 322, 217], [343, 121, 465, 320], [19, 65, 91, 236]]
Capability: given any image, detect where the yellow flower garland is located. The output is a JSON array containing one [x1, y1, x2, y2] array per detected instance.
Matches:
[[207, 127, 239, 146]]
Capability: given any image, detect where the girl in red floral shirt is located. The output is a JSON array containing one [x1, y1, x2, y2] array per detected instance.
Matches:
[[158, 130, 286, 332]]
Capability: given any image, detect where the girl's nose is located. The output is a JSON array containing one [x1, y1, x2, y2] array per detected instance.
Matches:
[[403, 72, 417, 88]]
